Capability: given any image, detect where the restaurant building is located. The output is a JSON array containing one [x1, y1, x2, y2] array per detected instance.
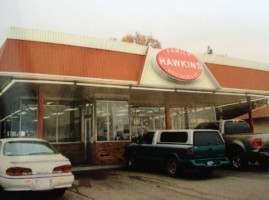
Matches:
[[1, 28, 269, 165]]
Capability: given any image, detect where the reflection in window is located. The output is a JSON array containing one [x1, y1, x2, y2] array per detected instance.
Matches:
[[0, 109, 22, 138], [43, 101, 81, 143], [130, 107, 165, 139], [96, 101, 129, 141], [171, 107, 216, 129], [21, 100, 38, 138], [170, 108, 186, 129]]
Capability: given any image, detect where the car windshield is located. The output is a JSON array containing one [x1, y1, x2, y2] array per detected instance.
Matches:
[[3, 141, 59, 156], [193, 131, 224, 146]]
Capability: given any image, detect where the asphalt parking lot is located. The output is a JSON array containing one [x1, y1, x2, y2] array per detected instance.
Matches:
[[1, 165, 269, 200]]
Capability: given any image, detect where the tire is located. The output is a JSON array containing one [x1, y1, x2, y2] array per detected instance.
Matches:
[[126, 155, 136, 170], [229, 149, 248, 170], [166, 157, 179, 177]]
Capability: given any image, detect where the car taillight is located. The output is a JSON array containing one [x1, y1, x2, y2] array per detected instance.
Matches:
[[187, 148, 194, 154], [6, 167, 32, 176], [53, 164, 72, 173], [253, 138, 262, 147]]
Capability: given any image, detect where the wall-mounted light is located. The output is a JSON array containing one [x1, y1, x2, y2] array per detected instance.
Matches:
[[214, 92, 246, 96], [77, 83, 129, 89], [247, 94, 269, 98], [14, 79, 74, 85], [132, 86, 175, 92], [177, 89, 213, 94]]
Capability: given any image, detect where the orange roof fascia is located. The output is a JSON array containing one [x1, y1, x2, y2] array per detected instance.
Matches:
[[206, 63, 269, 91], [0, 39, 146, 82], [234, 105, 269, 120]]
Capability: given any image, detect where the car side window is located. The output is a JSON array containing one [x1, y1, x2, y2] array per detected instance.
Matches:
[[141, 132, 155, 144], [160, 132, 188, 143]]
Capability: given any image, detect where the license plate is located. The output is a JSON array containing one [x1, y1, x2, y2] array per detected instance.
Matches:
[[207, 161, 214, 166], [33, 180, 51, 190]]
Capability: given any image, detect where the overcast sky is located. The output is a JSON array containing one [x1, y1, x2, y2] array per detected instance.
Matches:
[[1, 0, 269, 63]]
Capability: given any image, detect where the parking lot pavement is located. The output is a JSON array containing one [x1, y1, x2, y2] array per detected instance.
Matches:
[[1, 165, 269, 200], [66, 165, 269, 200]]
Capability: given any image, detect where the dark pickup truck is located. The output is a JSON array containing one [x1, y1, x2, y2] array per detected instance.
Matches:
[[124, 129, 229, 176], [196, 120, 269, 169]]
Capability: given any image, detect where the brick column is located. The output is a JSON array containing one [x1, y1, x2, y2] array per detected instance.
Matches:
[[165, 102, 171, 130], [38, 84, 44, 139], [247, 96, 254, 133]]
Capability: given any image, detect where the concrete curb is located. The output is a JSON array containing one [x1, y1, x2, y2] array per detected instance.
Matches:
[[72, 164, 125, 172]]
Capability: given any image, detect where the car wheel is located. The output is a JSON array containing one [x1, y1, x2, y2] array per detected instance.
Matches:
[[126, 156, 136, 170], [230, 149, 248, 170], [53, 188, 66, 197], [166, 157, 179, 177]]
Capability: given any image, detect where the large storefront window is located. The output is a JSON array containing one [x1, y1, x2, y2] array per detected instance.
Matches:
[[170, 108, 186, 129], [96, 101, 129, 141], [130, 107, 165, 138], [171, 107, 216, 129], [20, 100, 38, 138], [43, 101, 81, 143]]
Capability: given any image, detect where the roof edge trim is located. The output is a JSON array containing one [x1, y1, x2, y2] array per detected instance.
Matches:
[[195, 53, 269, 72], [4, 27, 148, 55], [0, 72, 137, 86]]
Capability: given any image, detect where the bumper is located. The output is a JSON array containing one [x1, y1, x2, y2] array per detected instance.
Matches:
[[258, 151, 269, 163], [0, 173, 74, 191], [179, 157, 229, 168], [249, 149, 269, 162]]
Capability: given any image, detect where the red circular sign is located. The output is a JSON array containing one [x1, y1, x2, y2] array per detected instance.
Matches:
[[155, 48, 204, 81]]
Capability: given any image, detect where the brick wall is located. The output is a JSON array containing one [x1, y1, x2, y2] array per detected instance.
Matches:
[[94, 141, 131, 165], [53, 142, 85, 164]]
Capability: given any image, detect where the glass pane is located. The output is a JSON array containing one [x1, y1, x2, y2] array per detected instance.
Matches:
[[96, 101, 129, 141], [160, 131, 188, 143], [194, 131, 224, 146], [171, 107, 216, 129], [21, 100, 38, 138], [43, 101, 81, 143], [96, 101, 109, 141], [130, 107, 165, 139], [170, 108, 186, 129]]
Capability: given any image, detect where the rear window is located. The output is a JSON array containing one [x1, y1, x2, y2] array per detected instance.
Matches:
[[224, 121, 251, 134], [160, 132, 188, 143], [194, 131, 224, 146], [195, 122, 219, 130], [4, 141, 59, 156]]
